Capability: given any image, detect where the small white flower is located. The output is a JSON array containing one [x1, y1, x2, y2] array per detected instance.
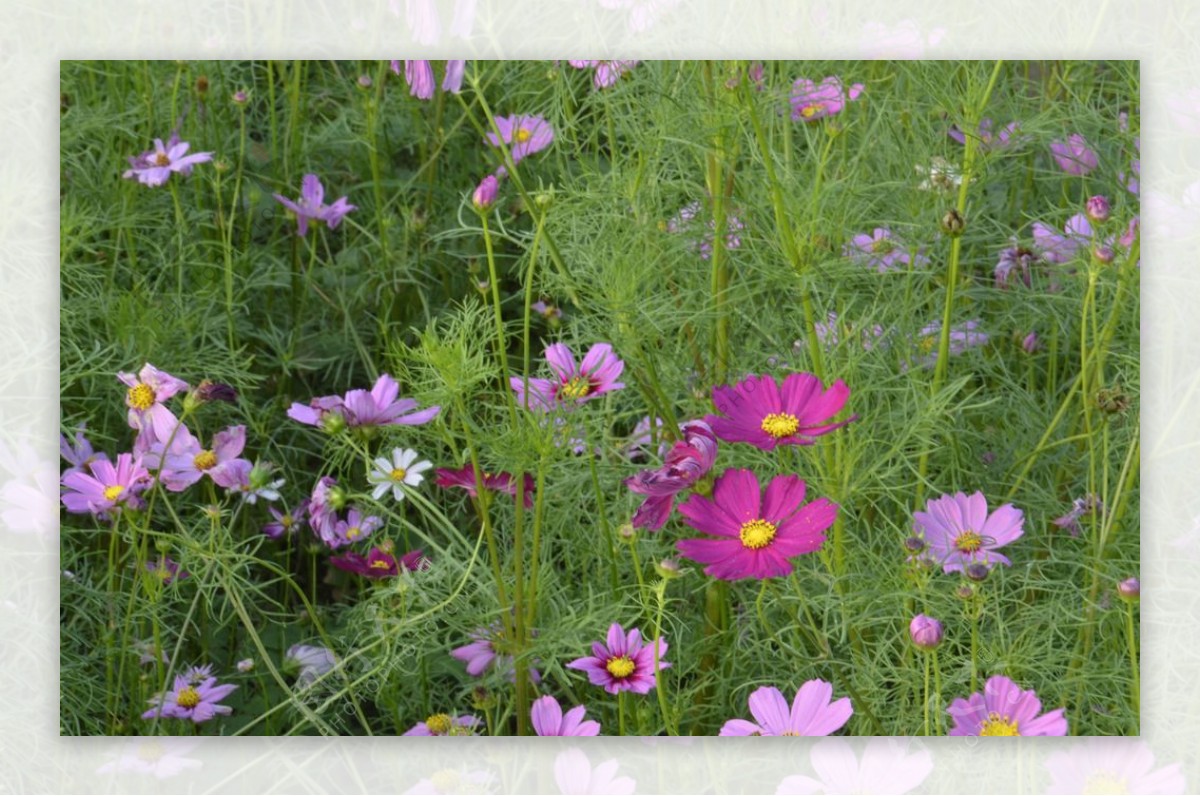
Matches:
[[915, 156, 962, 192], [368, 448, 433, 502]]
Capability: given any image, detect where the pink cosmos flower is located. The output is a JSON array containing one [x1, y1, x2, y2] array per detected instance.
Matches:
[[912, 491, 1023, 574], [676, 469, 836, 580], [994, 243, 1044, 288], [435, 464, 534, 508], [330, 546, 426, 578], [946, 675, 1067, 736], [450, 622, 542, 683], [389, 59, 466, 97], [60, 424, 109, 477], [288, 374, 440, 429], [403, 713, 480, 736], [484, 114, 554, 165], [326, 508, 383, 549], [813, 312, 888, 352], [1050, 133, 1099, 176], [273, 174, 356, 237], [625, 415, 667, 460], [145, 555, 189, 585], [306, 476, 342, 541], [790, 76, 863, 122], [843, 227, 928, 272], [122, 134, 213, 187], [553, 748, 636, 795], [1032, 213, 1096, 264], [625, 420, 718, 531], [777, 738, 934, 794], [566, 622, 670, 695], [142, 672, 236, 723], [531, 695, 601, 736], [143, 424, 251, 492], [118, 363, 188, 450], [719, 681, 853, 736], [264, 503, 307, 539], [61, 453, 151, 516], [705, 372, 855, 451], [948, 118, 1023, 151], [510, 342, 625, 411], [568, 59, 639, 89]]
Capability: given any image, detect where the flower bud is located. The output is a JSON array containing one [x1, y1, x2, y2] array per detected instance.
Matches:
[[1092, 244, 1115, 264], [617, 523, 637, 542], [1117, 577, 1140, 601], [903, 536, 926, 554], [965, 562, 990, 582], [232, 89, 249, 105], [955, 583, 975, 600], [909, 614, 944, 650], [195, 75, 210, 96], [1086, 195, 1111, 223], [236, 658, 255, 673], [1022, 332, 1038, 354], [654, 557, 683, 579], [1095, 386, 1131, 415], [197, 379, 239, 404], [327, 485, 348, 511], [472, 175, 499, 212], [940, 208, 966, 237], [356, 74, 373, 89]]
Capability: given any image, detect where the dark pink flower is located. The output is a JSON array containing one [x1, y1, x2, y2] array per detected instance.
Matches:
[[706, 373, 855, 451], [947, 675, 1067, 736], [625, 420, 718, 531], [719, 681, 852, 736], [566, 622, 669, 695], [510, 342, 625, 411], [435, 464, 534, 508], [330, 546, 426, 578]]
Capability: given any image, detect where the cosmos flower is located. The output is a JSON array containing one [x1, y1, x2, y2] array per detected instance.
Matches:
[[666, 201, 745, 259], [226, 460, 284, 504], [911, 491, 1023, 574], [450, 622, 541, 684], [1050, 133, 1099, 176], [403, 713, 480, 736], [553, 748, 636, 796], [306, 476, 343, 542], [145, 555, 189, 585], [272, 174, 356, 237], [326, 508, 383, 548], [909, 615, 944, 650], [624, 415, 667, 460], [390, 59, 467, 97], [947, 675, 1067, 736], [948, 118, 1023, 151], [777, 738, 934, 794], [568, 59, 639, 88], [994, 243, 1044, 288], [719, 681, 853, 736], [625, 420, 718, 531], [1031, 213, 1096, 264], [368, 448, 433, 502], [843, 228, 928, 272], [1045, 740, 1185, 794], [531, 695, 601, 736], [122, 134, 213, 187], [910, 320, 989, 369], [434, 464, 535, 508], [484, 114, 554, 165], [285, 644, 337, 688], [531, 300, 563, 321], [510, 342, 625, 411], [471, 174, 499, 211], [118, 363, 188, 450], [812, 312, 889, 352], [676, 469, 836, 580], [142, 671, 236, 723], [142, 424, 251, 493], [1051, 493, 1103, 537], [330, 546, 426, 578], [790, 76, 863, 122], [705, 372, 855, 451], [59, 424, 109, 477], [288, 374, 440, 429], [61, 453, 150, 516], [566, 622, 670, 695]]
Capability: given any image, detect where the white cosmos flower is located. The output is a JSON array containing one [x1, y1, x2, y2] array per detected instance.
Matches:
[[368, 448, 432, 501]]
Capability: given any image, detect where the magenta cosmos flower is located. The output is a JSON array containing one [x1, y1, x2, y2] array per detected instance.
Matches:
[[625, 419, 718, 531], [435, 464, 535, 509], [531, 695, 601, 736], [912, 491, 1024, 574], [143, 424, 251, 492], [61, 453, 151, 516], [404, 713, 480, 736], [790, 76, 863, 122], [484, 114, 554, 165], [843, 228, 928, 272], [1050, 133, 1099, 176], [676, 469, 836, 580], [450, 622, 542, 683], [142, 671, 236, 723], [719, 681, 853, 736], [947, 675, 1067, 736], [706, 372, 855, 451], [118, 363, 188, 450], [568, 59, 639, 89], [566, 623, 670, 695], [122, 134, 213, 187], [330, 546, 426, 578], [273, 174, 356, 237], [510, 342, 625, 411], [288, 373, 440, 429]]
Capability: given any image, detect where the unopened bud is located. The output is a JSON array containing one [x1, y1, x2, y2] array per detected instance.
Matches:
[[1117, 577, 1140, 601], [232, 89, 249, 105], [1086, 195, 1111, 223], [909, 614, 944, 650], [904, 536, 927, 554], [965, 562, 990, 582], [940, 209, 965, 237], [1022, 332, 1038, 354], [195, 76, 210, 96], [654, 557, 683, 579], [472, 175, 499, 212], [617, 523, 637, 542]]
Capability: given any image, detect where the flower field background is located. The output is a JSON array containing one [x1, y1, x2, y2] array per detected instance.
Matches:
[[59, 60, 1140, 737]]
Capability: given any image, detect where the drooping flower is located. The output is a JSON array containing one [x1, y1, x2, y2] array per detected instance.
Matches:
[[142, 671, 236, 723], [145, 555, 189, 585], [272, 174, 356, 237], [330, 546, 426, 578], [910, 320, 989, 369], [947, 675, 1067, 736], [994, 243, 1044, 288], [306, 476, 343, 541], [284, 644, 337, 688], [948, 118, 1023, 151], [118, 364, 188, 450], [450, 622, 541, 684], [568, 59, 639, 89], [843, 227, 928, 272], [705, 372, 856, 451], [434, 464, 535, 508], [912, 491, 1024, 574], [719, 681, 853, 736], [143, 424, 252, 493], [443, 59, 466, 93], [566, 622, 669, 695], [531, 695, 601, 736], [61, 453, 151, 516], [60, 424, 110, 477], [368, 448, 433, 502], [510, 342, 625, 412], [1051, 493, 1103, 537], [326, 508, 383, 548], [1032, 213, 1095, 264], [909, 615, 944, 650], [403, 713, 480, 736], [1050, 133, 1098, 176], [389, 59, 466, 97], [666, 201, 745, 260], [790, 76, 863, 122], [624, 415, 667, 460], [484, 114, 554, 166], [122, 134, 213, 187], [676, 469, 836, 580], [625, 420, 718, 531]]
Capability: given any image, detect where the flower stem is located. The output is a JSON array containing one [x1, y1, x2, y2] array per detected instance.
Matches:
[[923, 651, 931, 736], [1124, 599, 1140, 717]]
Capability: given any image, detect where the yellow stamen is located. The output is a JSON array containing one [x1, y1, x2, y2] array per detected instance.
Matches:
[[781, 730, 800, 736], [389, 467, 408, 482], [193, 450, 217, 471], [954, 531, 984, 554], [800, 105, 819, 118], [345, 526, 361, 540], [1082, 771, 1130, 795], [153, 152, 171, 167], [103, 484, 125, 502], [369, 559, 391, 569], [127, 383, 156, 411], [425, 713, 453, 735], [560, 376, 592, 400], [978, 712, 1020, 736], [760, 412, 800, 439], [605, 656, 636, 679], [175, 686, 201, 708], [739, 518, 778, 550], [515, 127, 533, 143]]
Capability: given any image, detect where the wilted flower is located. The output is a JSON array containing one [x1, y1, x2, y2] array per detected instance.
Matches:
[[123, 134, 213, 187], [915, 157, 962, 192], [272, 174, 356, 237], [1052, 493, 1103, 537], [1050, 133, 1098, 175], [666, 201, 745, 259], [994, 244, 1043, 288], [236, 658, 254, 673], [625, 420, 718, 531]]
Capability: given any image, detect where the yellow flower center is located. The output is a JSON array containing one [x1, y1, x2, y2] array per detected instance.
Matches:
[[760, 412, 800, 439], [515, 127, 533, 143], [954, 531, 984, 554], [780, 730, 801, 736], [871, 238, 894, 254], [103, 484, 125, 502], [280, 514, 294, 528], [425, 713, 453, 735], [739, 518, 778, 550], [560, 376, 592, 400], [978, 712, 1020, 736], [1082, 771, 1130, 795], [919, 336, 937, 354], [346, 526, 361, 540], [605, 655, 636, 679], [389, 467, 408, 482], [153, 152, 171, 167], [193, 450, 217, 471], [175, 686, 201, 708], [800, 105, 819, 118], [369, 558, 392, 569], [127, 383, 156, 410]]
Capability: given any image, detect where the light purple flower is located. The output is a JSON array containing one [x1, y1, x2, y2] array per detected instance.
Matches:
[[1046, 740, 1185, 794], [404, 59, 435, 99], [843, 228, 927, 272], [1031, 213, 1094, 264], [450, 622, 541, 684], [306, 476, 342, 542], [719, 681, 853, 736], [123, 134, 213, 187], [1022, 332, 1038, 354], [912, 491, 1023, 574], [285, 644, 337, 687], [531, 300, 563, 321], [994, 243, 1043, 288], [790, 76, 863, 122], [289, 374, 440, 429], [1086, 195, 1111, 223], [145, 555, 189, 585], [531, 695, 601, 736], [948, 118, 1022, 151], [1050, 133, 1098, 176], [61, 453, 150, 516], [510, 342, 625, 412], [472, 174, 498, 211], [947, 675, 1067, 736], [568, 59, 639, 89], [484, 114, 554, 165], [813, 312, 888, 351], [666, 201, 744, 259], [911, 320, 989, 369], [1052, 494, 1103, 537], [777, 738, 934, 795], [60, 424, 109, 477], [272, 174, 356, 237], [566, 622, 670, 695], [325, 508, 382, 549], [142, 672, 236, 724], [625, 420, 718, 531], [144, 424, 251, 493], [443, 59, 466, 93], [118, 363, 188, 451], [553, 748, 636, 796], [859, 19, 945, 58]]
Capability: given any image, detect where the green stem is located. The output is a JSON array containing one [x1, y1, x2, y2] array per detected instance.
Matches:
[[1124, 600, 1140, 717]]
